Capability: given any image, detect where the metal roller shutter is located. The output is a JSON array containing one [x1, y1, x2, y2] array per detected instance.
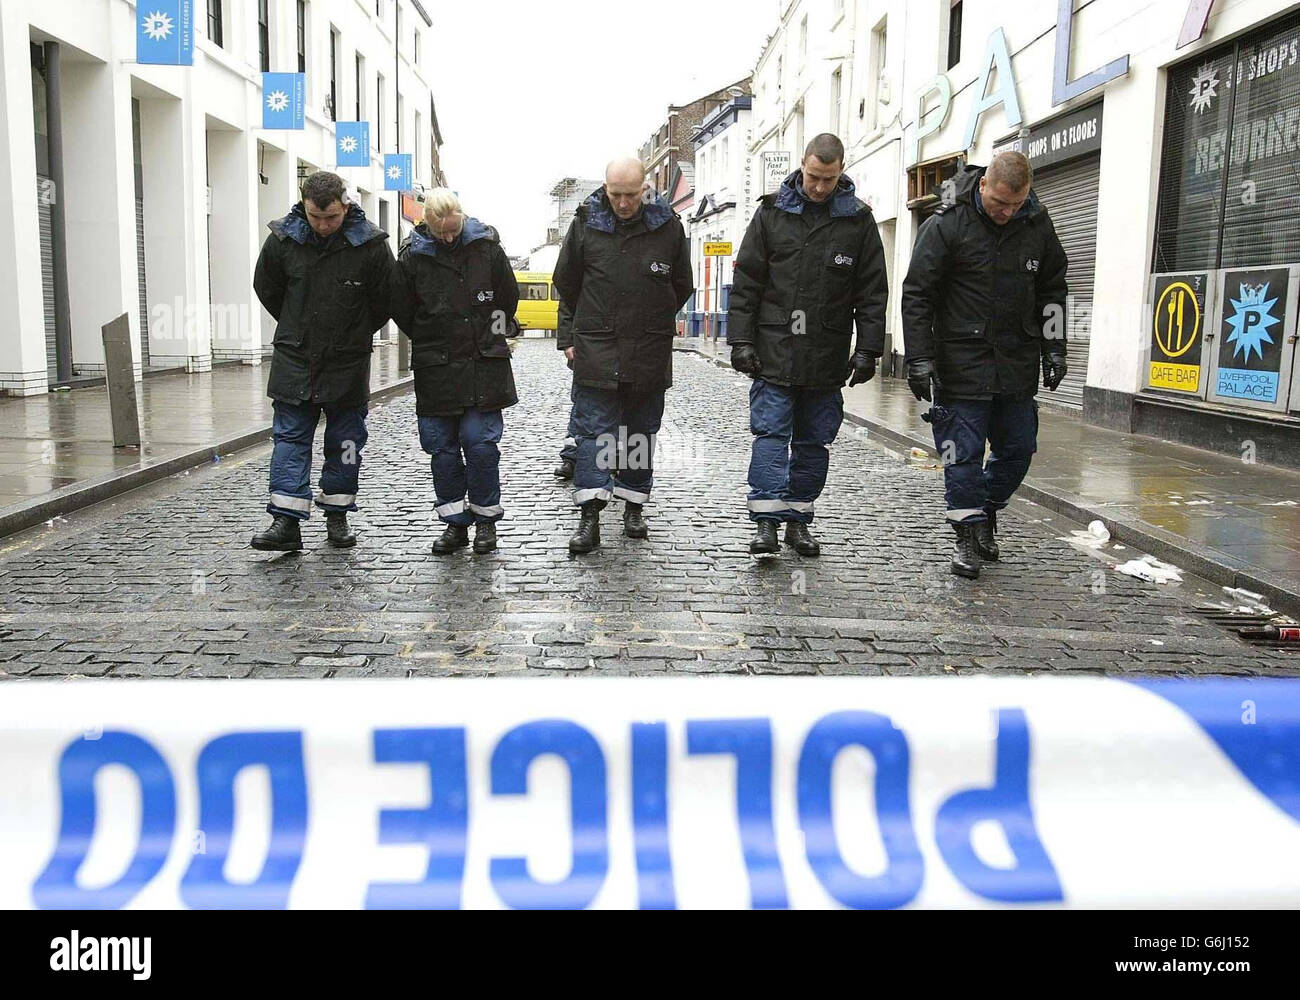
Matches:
[[1032, 155, 1100, 411], [38, 176, 57, 381]]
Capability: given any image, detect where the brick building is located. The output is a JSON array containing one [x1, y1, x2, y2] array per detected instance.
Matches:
[[639, 77, 753, 206]]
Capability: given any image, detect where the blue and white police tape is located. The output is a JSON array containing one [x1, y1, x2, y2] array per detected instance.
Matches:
[[1, 677, 1296, 909]]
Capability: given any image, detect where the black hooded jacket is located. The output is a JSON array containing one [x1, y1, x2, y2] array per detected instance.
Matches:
[[391, 217, 519, 417], [901, 165, 1069, 399], [253, 202, 394, 409], [726, 170, 888, 388], [553, 187, 694, 392]]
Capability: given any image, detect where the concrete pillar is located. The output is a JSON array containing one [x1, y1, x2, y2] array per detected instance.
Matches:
[[0, 4, 50, 395], [138, 95, 194, 370], [60, 53, 139, 378], [207, 126, 262, 363], [1088, 64, 1164, 397], [185, 80, 212, 372]]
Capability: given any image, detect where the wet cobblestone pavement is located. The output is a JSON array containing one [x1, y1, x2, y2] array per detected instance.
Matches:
[[0, 341, 1291, 679]]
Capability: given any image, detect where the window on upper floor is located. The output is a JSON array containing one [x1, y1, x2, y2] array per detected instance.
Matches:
[[327, 26, 339, 121], [948, 1, 964, 70], [869, 17, 888, 131], [296, 1, 306, 74], [207, 0, 223, 48], [258, 0, 270, 72]]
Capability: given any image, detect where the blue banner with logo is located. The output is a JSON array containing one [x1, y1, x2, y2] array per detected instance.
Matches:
[[384, 153, 412, 191], [262, 73, 306, 131], [335, 123, 371, 168], [137, 0, 194, 66]]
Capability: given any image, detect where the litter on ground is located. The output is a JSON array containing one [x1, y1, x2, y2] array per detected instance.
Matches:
[[1115, 554, 1183, 584]]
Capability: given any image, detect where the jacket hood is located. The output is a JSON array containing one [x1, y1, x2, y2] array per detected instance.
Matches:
[[773, 169, 863, 219], [404, 216, 499, 258], [270, 201, 385, 246], [581, 186, 675, 234], [954, 164, 1044, 220]]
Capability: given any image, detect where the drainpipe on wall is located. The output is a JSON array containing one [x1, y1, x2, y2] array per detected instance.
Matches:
[[44, 41, 72, 385]]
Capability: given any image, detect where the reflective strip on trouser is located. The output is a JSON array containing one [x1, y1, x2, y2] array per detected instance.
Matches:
[[929, 396, 1037, 525], [746, 380, 843, 524], [747, 498, 814, 518], [316, 492, 357, 510], [267, 400, 368, 519], [418, 409, 506, 525], [436, 499, 468, 519], [573, 487, 613, 506], [269, 493, 312, 516], [570, 383, 665, 508]]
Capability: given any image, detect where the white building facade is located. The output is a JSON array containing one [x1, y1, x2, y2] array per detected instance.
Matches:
[[1, 0, 440, 395], [688, 95, 753, 336], [746, 0, 1300, 467]]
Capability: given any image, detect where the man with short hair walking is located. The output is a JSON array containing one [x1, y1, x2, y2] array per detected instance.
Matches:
[[901, 150, 1070, 578], [727, 133, 889, 557], [553, 157, 694, 553], [250, 170, 394, 551]]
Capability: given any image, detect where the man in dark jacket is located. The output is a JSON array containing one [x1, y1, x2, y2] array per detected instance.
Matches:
[[727, 134, 888, 557], [250, 171, 394, 552], [391, 189, 519, 555], [553, 157, 694, 553], [901, 151, 1069, 579]]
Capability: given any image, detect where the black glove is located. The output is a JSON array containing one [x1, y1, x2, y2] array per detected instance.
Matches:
[[1042, 349, 1068, 392], [906, 358, 940, 402], [846, 350, 878, 387], [730, 342, 762, 376]]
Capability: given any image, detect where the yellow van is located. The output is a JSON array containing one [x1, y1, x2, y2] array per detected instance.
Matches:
[[513, 271, 559, 333]]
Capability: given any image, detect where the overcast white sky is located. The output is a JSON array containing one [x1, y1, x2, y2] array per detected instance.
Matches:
[[426, 0, 781, 256]]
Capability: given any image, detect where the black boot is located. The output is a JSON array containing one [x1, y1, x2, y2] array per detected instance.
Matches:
[[554, 458, 575, 480], [951, 523, 981, 579], [569, 501, 602, 554], [974, 510, 1000, 562], [325, 512, 357, 548], [623, 502, 648, 539], [749, 520, 779, 554], [784, 521, 821, 557], [251, 514, 303, 552], [473, 521, 498, 554], [431, 524, 470, 554]]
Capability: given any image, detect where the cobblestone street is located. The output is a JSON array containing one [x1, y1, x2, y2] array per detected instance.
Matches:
[[0, 341, 1291, 679]]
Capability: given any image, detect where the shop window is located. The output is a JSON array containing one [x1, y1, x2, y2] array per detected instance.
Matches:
[[1155, 11, 1300, 271]]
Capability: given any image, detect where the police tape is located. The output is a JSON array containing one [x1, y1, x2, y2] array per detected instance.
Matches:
[[1, 677, 1296, 909]]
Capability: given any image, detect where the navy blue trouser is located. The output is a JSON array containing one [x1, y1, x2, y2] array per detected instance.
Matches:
[[417, 408, 505, 526], [559, 398, 578, 464], [747, 379, 843, 525], [267, 400, 368, 520], [571, 383, 665, 507], [927, 395, 1039, 525]]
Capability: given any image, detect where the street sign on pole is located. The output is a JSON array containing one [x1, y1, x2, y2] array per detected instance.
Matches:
[[703, 242, 732, 257]]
